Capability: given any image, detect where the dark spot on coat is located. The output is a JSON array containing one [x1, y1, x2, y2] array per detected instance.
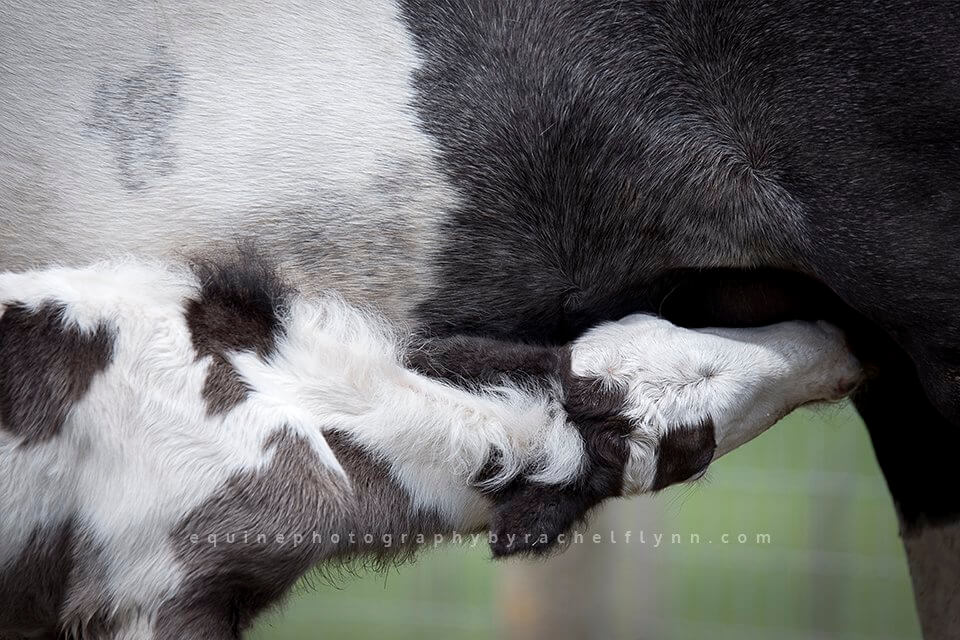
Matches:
[[0, 304, 114, 444], [87, 44, 185, 191], [404, 334, 564, 393], [321, 430, 450, 566], [157, 428, 447, 638], [157, 430, 332, 638], [185, 249, 290, 415], [0, 521, 110, 638], [0, 522, 74, 636], [650, 420, 717, 491]]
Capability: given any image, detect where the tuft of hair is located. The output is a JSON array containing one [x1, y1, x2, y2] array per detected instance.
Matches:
[[189, 245, 293, 357]]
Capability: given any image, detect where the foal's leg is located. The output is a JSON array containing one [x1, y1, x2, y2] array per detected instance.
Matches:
[[406, 316, 862, 555], [406, 333, 632, 556]]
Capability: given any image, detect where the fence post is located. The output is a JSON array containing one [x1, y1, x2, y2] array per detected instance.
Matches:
[[497, 497, 663, 639]]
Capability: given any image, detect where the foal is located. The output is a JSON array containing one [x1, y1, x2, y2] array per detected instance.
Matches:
[[0, 255, 860, 638]]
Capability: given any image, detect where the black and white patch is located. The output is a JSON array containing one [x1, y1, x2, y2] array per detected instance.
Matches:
[[186, 250, 290, 414], [0, 303, 113, 444]]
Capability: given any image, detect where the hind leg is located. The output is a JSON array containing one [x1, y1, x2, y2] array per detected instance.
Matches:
[[855, 358, 960, 640]]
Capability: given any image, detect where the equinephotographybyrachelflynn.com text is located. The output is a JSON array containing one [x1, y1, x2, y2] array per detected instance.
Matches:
[[188, 529, 773, 549]]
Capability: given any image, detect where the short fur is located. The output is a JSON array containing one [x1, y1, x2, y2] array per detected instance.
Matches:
[[0, 1, 956, 633], [0, 304, 113, 444], [0, 257, 860, 637], [186, 250, 291, 414]]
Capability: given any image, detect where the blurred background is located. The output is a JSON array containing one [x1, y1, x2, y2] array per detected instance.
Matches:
[[250, 403, 921, 640]]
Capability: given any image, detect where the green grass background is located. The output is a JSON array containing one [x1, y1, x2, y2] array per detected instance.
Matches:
[[250, 404, 921, 640]]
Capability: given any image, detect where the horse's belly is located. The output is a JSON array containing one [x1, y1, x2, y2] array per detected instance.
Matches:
[[0, 0, 457, 320]]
